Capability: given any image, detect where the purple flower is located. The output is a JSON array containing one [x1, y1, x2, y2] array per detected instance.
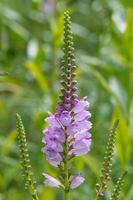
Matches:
[[77, 120, 92, 130], [43, 141, 63, 154], [42, 98, 92, 166], [43, 173, 63, 188], [42, 11, 93, 193], [47, 153, 62, 166], [56, 111, 71, 126], [67, 123, 79, 136], [70, 173, 85, 189], [71, 139, 92, 156], [74, 130, 91, 140], [73, 98, 89, 113], [45, 112, 60, 127], [42, 142, 63, 166], [42, 127, 65, 143], [74, 110, 91, 121]]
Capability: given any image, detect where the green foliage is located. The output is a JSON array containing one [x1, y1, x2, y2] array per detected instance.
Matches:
[[16, 114, 39, 200], [0, 72, 8, 76], [112, 108, 131, 168]]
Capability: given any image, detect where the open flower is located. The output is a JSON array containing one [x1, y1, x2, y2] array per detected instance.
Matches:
[[43, 173, 63, 188], [42, 98, 92, 166], [70, 173, 85, 189]]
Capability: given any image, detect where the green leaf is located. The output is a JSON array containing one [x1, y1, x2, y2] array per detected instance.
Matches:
[[123, 8, 133, 63], [25, 61, 48, 92], [40, 188, 54, 200], [1, 129, 17, 155], [112, 107, 131, 168], [85, 64, 121, 105], [81, 155, 101, 178]]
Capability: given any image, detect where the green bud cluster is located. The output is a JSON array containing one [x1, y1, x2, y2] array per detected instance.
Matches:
[[16, 114, 39, 200], [96, 120, 119, 198], [59, 11, 77, 112], [110, 171, 127, 200]]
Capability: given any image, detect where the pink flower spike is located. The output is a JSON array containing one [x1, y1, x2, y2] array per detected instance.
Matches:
[[43, 173, 63, 188], [70, 173, 85, 189]]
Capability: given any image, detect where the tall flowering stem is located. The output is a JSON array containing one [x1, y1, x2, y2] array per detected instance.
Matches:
[[16, 114, 39, 200], [61, 11, 76, 199], [109, 171, 127, 200], [42, 11, 92, 200], [96, 120, 119, 199]]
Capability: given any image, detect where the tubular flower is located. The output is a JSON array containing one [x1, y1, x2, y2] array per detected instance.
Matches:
[[70, 174, 85, 189], [42, 98, 92, 166], [42, 11, 92, 192], [43, 173, 63, 188]]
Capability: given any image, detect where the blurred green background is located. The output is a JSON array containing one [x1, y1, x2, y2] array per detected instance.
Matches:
[[0, 0, 133, 200]]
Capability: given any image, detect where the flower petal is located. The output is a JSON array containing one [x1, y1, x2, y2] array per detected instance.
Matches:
[[57, 111, 71, 126], [74, 130, 91, 140], [70, 173, 85, 189], [72, 139, 92, 156], [47, 153, 62, 166], [74, 111, 91, 121], [43, 173, 62, 188], [45, 114, 60, 127], [73, 99, 89, 113]]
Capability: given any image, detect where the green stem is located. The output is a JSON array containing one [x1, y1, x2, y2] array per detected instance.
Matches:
[[63, 130, 70, 200], [32, 194, 39, 200], [64, 190, 70, 200]]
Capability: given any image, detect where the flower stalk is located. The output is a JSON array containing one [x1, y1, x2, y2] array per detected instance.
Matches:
[[109, 171, 127, 200], [16, 113, 39, 200], [64, 190, 70, 200], [42, 11, 92, 199], [96, 120, 119, 199], [64, 136, 70, 199]]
